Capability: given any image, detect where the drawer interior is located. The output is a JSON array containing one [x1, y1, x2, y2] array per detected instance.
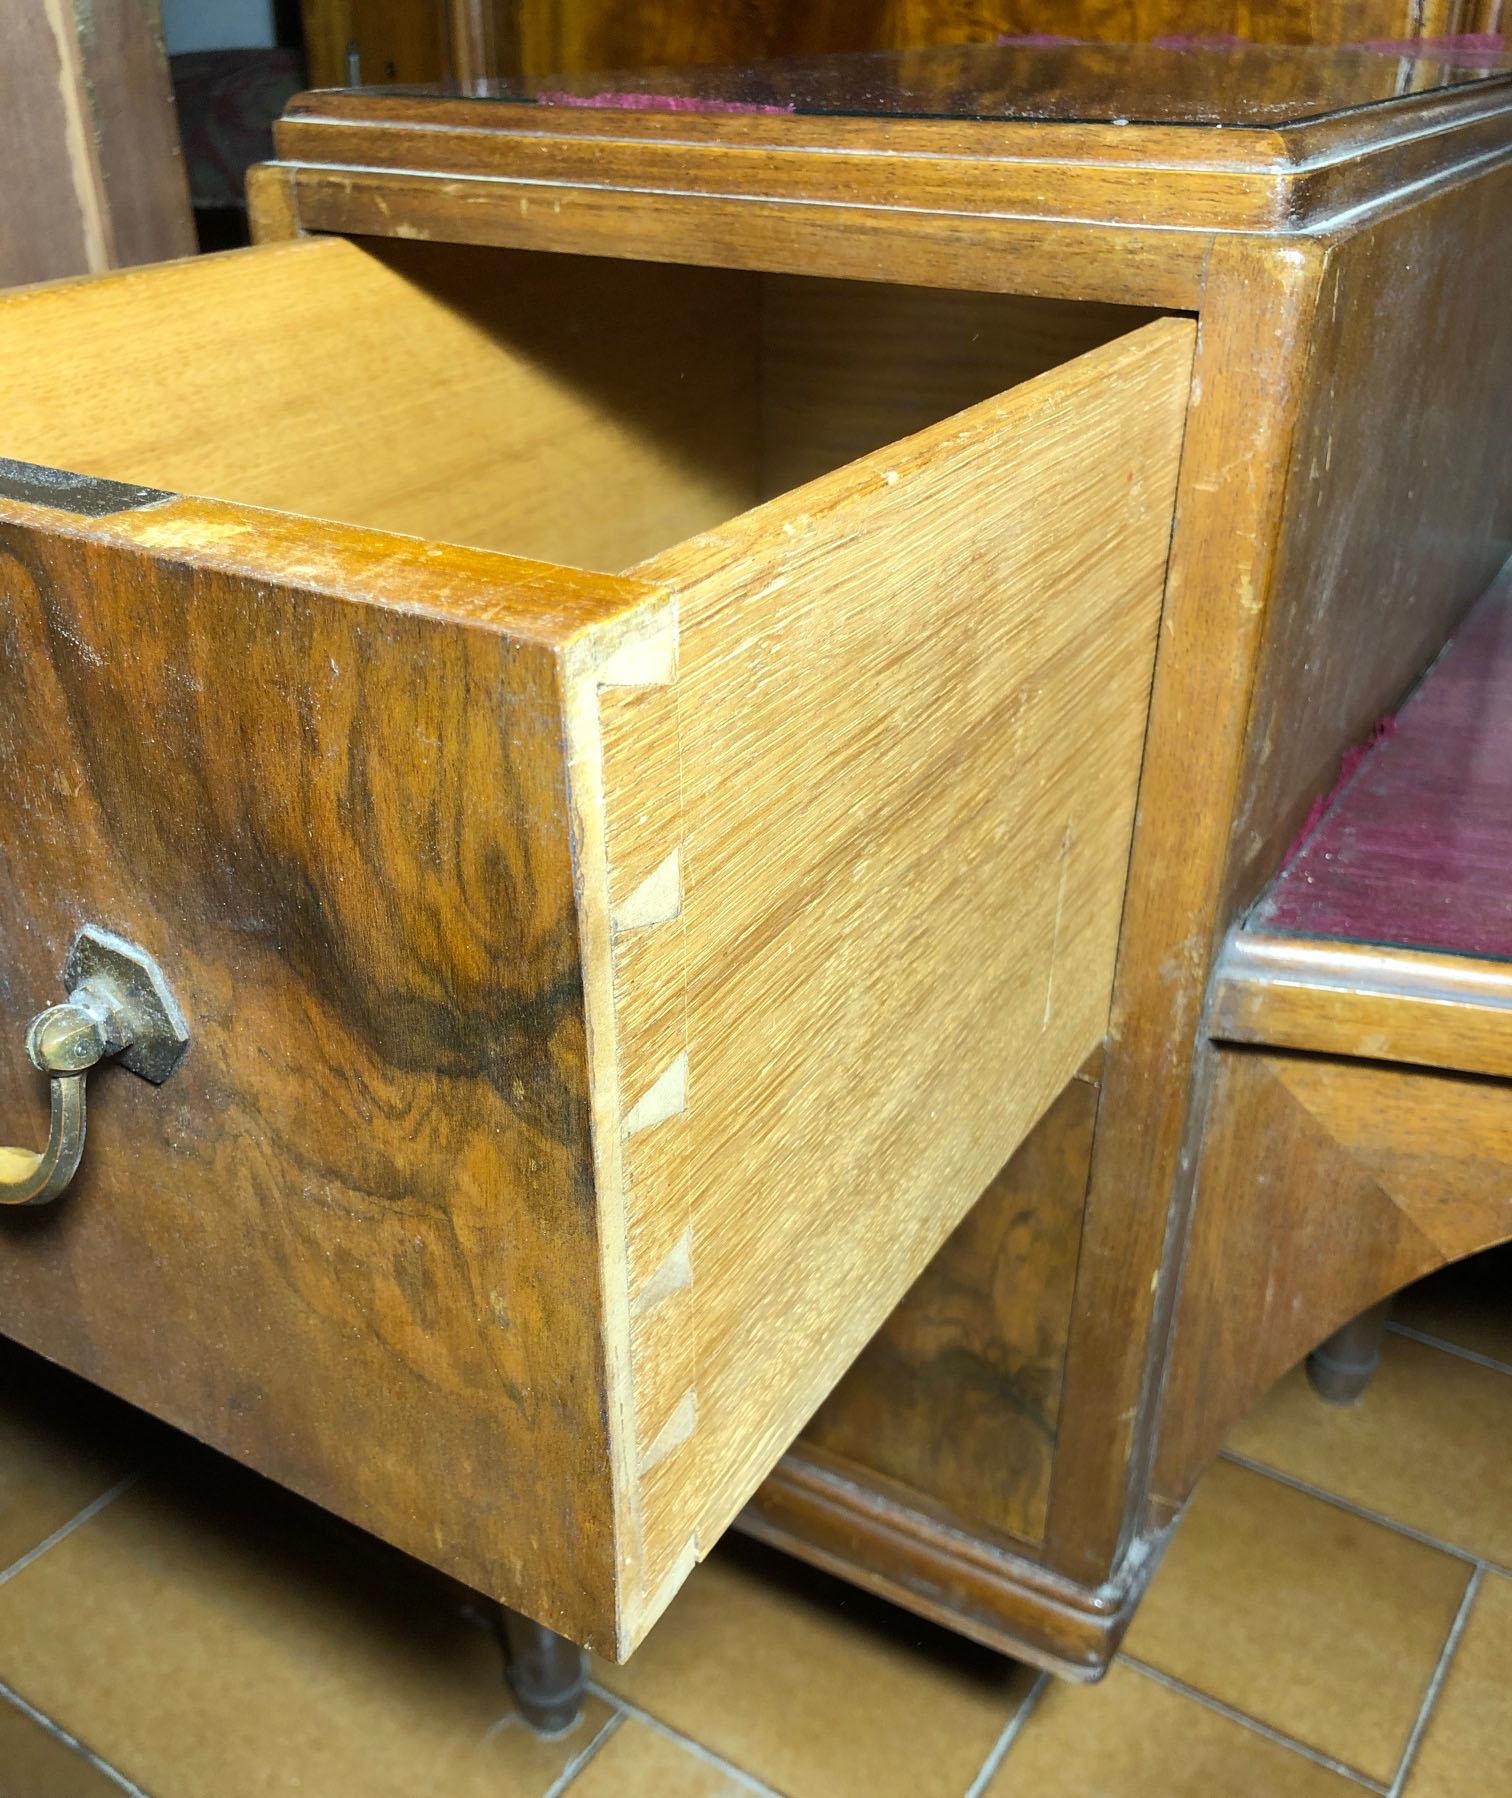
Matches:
[[0, 235, 1161, 571]]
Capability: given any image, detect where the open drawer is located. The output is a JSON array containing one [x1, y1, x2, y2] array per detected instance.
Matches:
[[0, 236, 1192, 1655]]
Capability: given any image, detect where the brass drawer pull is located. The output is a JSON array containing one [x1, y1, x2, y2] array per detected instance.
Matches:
[[0, 928, 188, 1208]]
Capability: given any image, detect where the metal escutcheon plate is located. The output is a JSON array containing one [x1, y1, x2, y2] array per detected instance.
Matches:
[[62, 927, 189, 1086]]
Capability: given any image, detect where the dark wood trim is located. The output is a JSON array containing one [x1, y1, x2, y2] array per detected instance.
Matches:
[[741, 1447, 1164, 1681], [1044, 239, 1324, 1588]]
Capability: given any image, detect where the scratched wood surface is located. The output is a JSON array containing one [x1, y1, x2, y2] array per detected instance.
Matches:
[[239, 69, 1512, 1672], [1213, 934, 1512, 1078], [0, 491, 658, 1652], [270, 64, 1512, 253]]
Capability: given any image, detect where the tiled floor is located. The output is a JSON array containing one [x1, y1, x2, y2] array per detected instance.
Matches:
[[1, 1249, 1508, 1797]]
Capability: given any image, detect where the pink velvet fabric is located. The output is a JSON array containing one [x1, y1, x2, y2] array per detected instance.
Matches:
[[1255, 572, 1512, 962]]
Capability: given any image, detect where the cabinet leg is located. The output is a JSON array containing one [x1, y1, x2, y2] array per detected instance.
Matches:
[[1306, 1300, 1394, 1405], [496, 1605, 587, 1737]]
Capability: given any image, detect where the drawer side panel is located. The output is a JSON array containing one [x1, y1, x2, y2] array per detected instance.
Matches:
[[615, 318, 1195, 1627]]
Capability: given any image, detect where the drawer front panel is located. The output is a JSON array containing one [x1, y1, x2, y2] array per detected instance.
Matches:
[[0, 493, 649, 1646]]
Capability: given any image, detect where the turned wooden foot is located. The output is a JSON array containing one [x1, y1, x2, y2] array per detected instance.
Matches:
[[1306, 1300, 1394, 1405], [497, 1606, 587, 1737]]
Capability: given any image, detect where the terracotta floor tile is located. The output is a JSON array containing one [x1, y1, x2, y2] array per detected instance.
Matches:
[[0, 1694, 129, 1797], [1228, 1335, 1512, 1567], [1393, 1248, 1512, 1370], [595, 1537, 1031, 1798], [1124, 1459, 1468, 1784], [988, 1661, 1363, 1797], [569, 1716, 752, 1796], [1403, 1571, 1512, 1798], [0, 1342, 147, 1576], [0, 1443, 609, 1798]]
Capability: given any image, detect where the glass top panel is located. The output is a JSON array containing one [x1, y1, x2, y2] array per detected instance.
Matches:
[[377, 41, 1512, 129]]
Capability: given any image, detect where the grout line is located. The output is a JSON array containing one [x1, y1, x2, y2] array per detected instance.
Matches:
[[1122, 1657, 1388, 1791], [543, 1706, 625, 1798], [584, 1681, 782, 1795], [1389, 1322, 1512, 1380], [1386, 1565, 1483, 1798], [1219, 1451, 1512, 1578], [0, 1470, 140, 1588], [962, 1670, 1050, 1798], [0, 1679, 152, 1798]]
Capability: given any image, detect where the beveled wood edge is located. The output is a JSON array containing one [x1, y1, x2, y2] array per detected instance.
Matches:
[[268, 78, 1512, 238], [741, 1447, 1166, 1680], [256, 166, 1214, 310], [279, 76, 1512, 175], [0, 472, 665, 653], [268, 122, 1285, 233], [1211, 930, 1512, 1077]]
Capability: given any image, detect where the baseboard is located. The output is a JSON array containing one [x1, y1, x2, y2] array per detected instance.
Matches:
[[739, 1448, 1166, 1681]]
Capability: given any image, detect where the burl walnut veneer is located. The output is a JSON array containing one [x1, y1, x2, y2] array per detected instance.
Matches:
[[0, 41, 1509, 1678]]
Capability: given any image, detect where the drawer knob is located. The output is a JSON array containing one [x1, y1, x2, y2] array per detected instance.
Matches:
[[0, 928, 188, 1208]]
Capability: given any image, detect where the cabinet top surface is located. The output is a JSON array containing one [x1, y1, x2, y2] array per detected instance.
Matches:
[[269, 43, 1512, 300], [327, 41, 1512, 131]]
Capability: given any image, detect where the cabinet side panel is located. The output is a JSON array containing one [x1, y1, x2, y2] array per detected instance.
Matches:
[[1232, 158, 1512, 907]]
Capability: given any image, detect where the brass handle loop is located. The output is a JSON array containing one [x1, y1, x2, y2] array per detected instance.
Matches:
[[0, 929, 188, 1209]]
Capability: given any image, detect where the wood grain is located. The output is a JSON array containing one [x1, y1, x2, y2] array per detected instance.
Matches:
[[1139, 164, 1512, 1541], [0, 0, 194, 287], [743, 1443, 1151, 1681], [758, 280, 1160, 499], [271, 74, 1512, 245], [1276, 1055, 1512, 1265], [1044, 240, 1325, 1587], [1154, 1047, 1446, 1509], [271, 165, 1213, 311], [0, 263, 1191, 1652], [1058, 153, 1512, 1589], [1155, 1045, 1512, 1513], [0, 237, 761, 574], [299, 0, 447, 89], [305, 1, 1494, 90], [601, 319, 1193, 1635], [797, 1067, 1099, 1550], [1213, 934, 1512, 1078], [1226, 161, 1512, 910], [21, 50, 1509, 1671], [0, 491, 658, 1652], [491, 0, 1485, 78]]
